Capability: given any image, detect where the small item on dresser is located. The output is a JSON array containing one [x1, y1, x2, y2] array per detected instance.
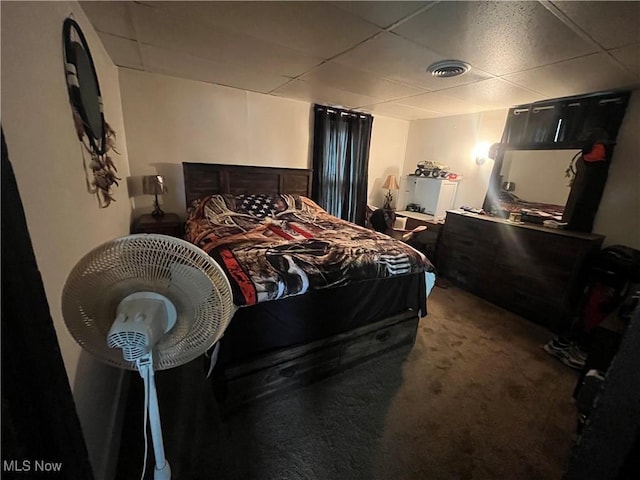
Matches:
[[460, 206, 485, 215], [508, 212, 522, 223], [543, 220, 568, 229]]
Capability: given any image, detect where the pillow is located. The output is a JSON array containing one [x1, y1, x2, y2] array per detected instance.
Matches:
[[235, 194, 277, 218]]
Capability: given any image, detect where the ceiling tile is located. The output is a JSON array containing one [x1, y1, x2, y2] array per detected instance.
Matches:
[[301, 62, 427, 101], [331, 1, 432, 28], [80, 1, 640, 121], [550, 1, 640, 49], [359, 102, 442, 121], [98, 33, 142, 69], [334, 32, 494, 91], [503, 53, 640, 99], [271, 80, 378, 110], [140, 44, 291, 94], [395, 91, 488, 116], [393, 1, 598, 76], [609, 43, 640, 77], [80, 1, 136, 39], [131, 3, 323, 78], [442, 78, 544, 110], [150, 1, 381, 59]]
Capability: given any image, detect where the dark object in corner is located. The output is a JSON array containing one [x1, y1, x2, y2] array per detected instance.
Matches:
[[370, 208, 393, 233], [564, 303, 640, 480], [1, 129, 94, 478]]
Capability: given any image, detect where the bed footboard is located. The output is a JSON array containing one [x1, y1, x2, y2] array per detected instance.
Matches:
[[212, 310, 419, 413]]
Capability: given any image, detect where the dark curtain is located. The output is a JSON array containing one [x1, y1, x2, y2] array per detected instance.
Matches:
[[312, 104, 373, 226], [1, 129, 94, 478]]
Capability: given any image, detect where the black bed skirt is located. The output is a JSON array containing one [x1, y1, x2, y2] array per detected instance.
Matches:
[[217, 273, 427, 364]]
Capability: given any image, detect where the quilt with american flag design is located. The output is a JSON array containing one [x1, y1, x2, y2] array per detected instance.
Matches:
[[185, 194, 435, 306]]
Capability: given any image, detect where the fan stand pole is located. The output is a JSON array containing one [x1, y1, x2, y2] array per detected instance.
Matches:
[[138, 355, 171, 480]]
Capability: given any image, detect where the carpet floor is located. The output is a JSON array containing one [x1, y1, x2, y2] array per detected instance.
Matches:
[[178, 284, 580, 480]]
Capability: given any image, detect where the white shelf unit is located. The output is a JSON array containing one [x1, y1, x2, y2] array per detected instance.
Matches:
[[399, 175, 458, 220]]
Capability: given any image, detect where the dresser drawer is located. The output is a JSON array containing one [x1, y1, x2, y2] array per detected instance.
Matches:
[[495, 287, 568, 332], [442, 261, 495, 299], [441, 231, 494, 261], [494, 254, 572, 289], [496, 229, 586, 271], [494, 263, 568, 300], [438, 211, 604, 332], [444, 212, 500, 241], [340, 317, 419, 368], [132, 213, 184, 237]]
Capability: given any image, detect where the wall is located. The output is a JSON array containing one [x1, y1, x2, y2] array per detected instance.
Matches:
[[1, 2, 131, 479], [367, 116, 410, 208], [119, 69, 311, 215], [119, 68, 409, 215], [403, 109, 508, 212], [595, 90, 640, 249]]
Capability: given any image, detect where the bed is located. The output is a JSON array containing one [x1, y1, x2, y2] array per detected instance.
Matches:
[[182, 162, 436, 410], [492, 190, 565, 223]]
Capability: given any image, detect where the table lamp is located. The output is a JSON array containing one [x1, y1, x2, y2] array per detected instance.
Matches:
[[382, 175, 400, 209], [142, 175, 168, 218]]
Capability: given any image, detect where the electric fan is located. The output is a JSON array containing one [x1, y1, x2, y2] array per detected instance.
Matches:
[[61, 234, 235, 479]]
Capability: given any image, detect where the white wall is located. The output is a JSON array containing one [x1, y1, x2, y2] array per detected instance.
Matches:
[[595, 90, 640, 249], [403, 109, 508, 211], [119, 67, 407, 215], [119, 68, 311, 215], [1, 2, 131, 479], [368, 116, 410, 208]]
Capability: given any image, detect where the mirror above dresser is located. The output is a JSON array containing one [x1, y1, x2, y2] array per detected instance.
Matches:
[[483, 90, 631, 233]]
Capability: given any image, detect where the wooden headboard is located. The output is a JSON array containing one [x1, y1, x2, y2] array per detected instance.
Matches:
[[182, 162, 313, 206]]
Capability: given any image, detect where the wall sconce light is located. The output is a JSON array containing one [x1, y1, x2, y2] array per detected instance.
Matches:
[[142, 175, 168, 217], [382, 174, 400, 209], [472, 141, 492, 165]]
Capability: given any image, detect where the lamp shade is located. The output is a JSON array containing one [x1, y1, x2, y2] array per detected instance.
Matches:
[[142, 175, 168, 195], [382, 175, 399, 190]]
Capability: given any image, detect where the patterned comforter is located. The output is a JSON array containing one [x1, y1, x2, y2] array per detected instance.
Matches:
[[185, 194, 435, 306]]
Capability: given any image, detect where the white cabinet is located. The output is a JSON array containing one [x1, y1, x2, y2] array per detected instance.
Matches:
[[400, 176, 458, 220]]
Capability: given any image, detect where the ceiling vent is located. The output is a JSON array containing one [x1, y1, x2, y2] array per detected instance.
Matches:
[[427, 60, 471, 78]]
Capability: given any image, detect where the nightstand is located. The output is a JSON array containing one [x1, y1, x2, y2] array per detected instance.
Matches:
[[132, 213, 184, 237], [395, 211, 444, 265]]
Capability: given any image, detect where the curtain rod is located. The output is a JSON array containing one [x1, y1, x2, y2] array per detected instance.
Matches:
[[315, 104, 371, 119]]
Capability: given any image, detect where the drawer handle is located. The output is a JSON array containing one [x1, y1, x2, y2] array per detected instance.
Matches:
[[279, 365, 298, 378], [376, 331, 392, 342]]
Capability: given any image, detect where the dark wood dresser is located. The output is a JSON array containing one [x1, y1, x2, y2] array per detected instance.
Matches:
[[438, 211, 605, 332]]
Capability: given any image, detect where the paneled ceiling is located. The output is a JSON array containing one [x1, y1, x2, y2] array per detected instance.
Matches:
[[81, 1, 640, 120]]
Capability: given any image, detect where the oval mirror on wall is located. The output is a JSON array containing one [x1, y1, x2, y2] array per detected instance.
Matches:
[[62, 17, 120, 208], [63, 17, 105, 155]]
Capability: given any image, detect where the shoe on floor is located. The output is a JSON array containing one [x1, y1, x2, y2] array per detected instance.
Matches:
[[543, 338, 586, 370]]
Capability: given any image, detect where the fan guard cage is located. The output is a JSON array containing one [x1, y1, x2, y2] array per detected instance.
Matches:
[[62, 234, 234, 370]]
